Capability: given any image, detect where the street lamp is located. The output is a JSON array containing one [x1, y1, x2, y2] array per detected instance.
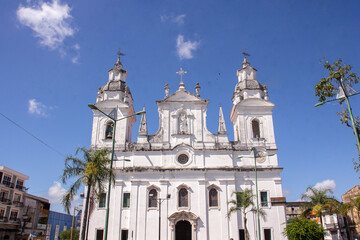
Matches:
[[314, 72, 360, 155], [70, 206, 80, 240], [149, 193, 171, 240], [88, 104, 145, 240], [238, 147, 275, 240]]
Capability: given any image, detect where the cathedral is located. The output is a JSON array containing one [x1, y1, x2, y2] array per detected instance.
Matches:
[[85, 54, 287, 240]]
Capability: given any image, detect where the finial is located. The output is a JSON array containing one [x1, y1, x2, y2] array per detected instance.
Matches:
[[115, 48, 125, 69], [242, 48, 251, 68], [179, 81, 185, 91], [176, 67, 187, 82], [164, 83, 170, 97], [264, 85, 269, 100], [195, 82, 200, 96]]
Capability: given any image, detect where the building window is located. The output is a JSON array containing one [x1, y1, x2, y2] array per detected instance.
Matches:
[[0, 190, 9, 202], [177, 154, 189, 165], [148, 189, 158, 208], [252, 119, 260, 138], [121, 230, 128, 240], [209, 188, 218, 207], [105, 121, 114, 139], [9, 210, 18, 221], [264, 229, 271, 240], [96, 229, 104, 240], [16, 180, 23, 191], [123, 193, 130, 208], [0, 208, 5, 219], [13, 193, 21, 203], [99, 193, 106, 208], [178, 188, 188, 208], [2, 175, 11, 186], [239, 229, 245, 240], [261, 191, 268, 207]]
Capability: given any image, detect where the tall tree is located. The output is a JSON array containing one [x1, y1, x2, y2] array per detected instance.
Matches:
[[301, 186, 338, 227], [62, 147, 114, 240], [315, 58, 360, 164], [227, 189, 266, 240]]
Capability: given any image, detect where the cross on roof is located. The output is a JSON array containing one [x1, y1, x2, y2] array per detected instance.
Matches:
[[176, 67, 187, 81]]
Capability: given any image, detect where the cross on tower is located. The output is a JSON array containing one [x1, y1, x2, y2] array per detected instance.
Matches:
[[242, 48, 250, 57], [176, 67, 187, 81], [117, 48, 125, 58]]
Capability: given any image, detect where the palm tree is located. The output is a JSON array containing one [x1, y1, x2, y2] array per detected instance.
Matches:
[[339, 195, 360, 239], [62, 147, 114, 240], [301, 186, 338, 227], [228, 189, 266, 240]]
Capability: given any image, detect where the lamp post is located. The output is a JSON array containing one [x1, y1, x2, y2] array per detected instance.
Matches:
[[238, 147, 275, 240], [314, 71, 360, 155], [70, 206, 80, 240], [88, 104, 145, 240], [149, 193, 171, 240]]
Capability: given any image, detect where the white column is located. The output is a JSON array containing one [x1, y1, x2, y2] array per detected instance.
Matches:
[[160, 180, 170, 240], [198, 180, 208, 240], [219, 180, 230, 239], [129, 180, 140, 240], [227, 179, 239, 240], [111, 181, 124, 240]]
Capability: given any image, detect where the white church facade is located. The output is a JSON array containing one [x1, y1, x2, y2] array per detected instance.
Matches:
[[85, 55, 287, 240]]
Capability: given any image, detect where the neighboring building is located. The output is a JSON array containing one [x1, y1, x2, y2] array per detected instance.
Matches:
[[285, 201, 306, 221], [22, 194, 50, 239], [46, 211, 73, 240], [85, 55, 287, 240], [0, 166, 29, 240], [0, 166, 50, 240], [342, 185, 360, 239]]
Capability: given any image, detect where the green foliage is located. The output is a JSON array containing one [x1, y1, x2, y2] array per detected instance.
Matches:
[[283, 217, 325, 240], [62, 147, 114, 240], [316, 58, 360, 166], [301, 186, 338, 220], [228, 189, 266, 240], [316, 58, 359, 102], [62, 147, 113, 213], [59, 229, 79, 240]]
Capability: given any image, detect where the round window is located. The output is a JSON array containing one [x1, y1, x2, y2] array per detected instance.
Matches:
[[178, 154, 189, 164]]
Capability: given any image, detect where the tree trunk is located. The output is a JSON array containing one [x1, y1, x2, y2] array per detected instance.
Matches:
[[81, 184, 91, 240], [243, 210, 249, 240]]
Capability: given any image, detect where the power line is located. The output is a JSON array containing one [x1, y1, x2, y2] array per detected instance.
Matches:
[[0, 111, 65, 157]]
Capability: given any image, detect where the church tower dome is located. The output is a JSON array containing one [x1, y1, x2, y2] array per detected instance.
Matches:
[[90, 51, 136, 150]]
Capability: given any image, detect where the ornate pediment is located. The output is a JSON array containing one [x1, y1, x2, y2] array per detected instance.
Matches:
[[162, 90, 206, 103], [168, 211, 199, 223]]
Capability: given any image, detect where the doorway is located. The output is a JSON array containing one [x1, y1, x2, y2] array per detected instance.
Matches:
[[175, 220, 192, 240]]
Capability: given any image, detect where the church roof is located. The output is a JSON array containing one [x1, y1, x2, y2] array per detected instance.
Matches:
[[236, 79, 265, 91]]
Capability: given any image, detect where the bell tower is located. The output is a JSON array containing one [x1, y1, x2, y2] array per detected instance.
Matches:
[[230, 57, 276, 150], [90, 52, 136, 150]]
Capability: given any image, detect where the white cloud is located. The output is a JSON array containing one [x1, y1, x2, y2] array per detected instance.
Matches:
[[47, 181, 79, 205], [283, 188, 291, 197], [174, 14, 186, 25], [314, 179, 336, 191], [28, 99, 49, 117], [71, 43, 80, 63], [16, 0, 79, 60], [46, 181, 81, 212], [176, 34, 200, 60], [160, 14, 186, 25]]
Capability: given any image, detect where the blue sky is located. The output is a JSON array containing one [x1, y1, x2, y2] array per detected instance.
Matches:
[[1, 0, 360, 212]]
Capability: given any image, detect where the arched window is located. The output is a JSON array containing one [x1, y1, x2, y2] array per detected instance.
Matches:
[[105, 121, 114, 139], [178, 188, 188, 208], [148, 189, 158, 208], [252, 119, 260, 139], [209, 188, 218, 207]]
